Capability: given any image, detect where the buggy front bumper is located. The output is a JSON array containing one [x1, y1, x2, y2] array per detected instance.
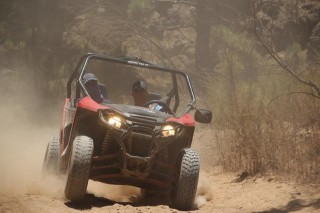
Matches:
[[92, 110, 179, 189]]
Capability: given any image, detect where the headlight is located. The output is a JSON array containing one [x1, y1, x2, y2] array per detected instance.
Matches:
[[162, 125, 175, 137], [108, 116, 122, 128]]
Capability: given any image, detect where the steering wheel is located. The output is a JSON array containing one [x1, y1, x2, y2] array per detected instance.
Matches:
[[143, 100, 173, 114]]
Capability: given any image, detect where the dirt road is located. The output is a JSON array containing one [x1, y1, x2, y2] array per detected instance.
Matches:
[[0, 116, 319, 213], [1, 167, 320, 213]]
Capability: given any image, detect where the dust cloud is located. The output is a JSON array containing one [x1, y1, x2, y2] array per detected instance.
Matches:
[[194, 172, 213, 208], [0, 99, 63, 197], [192, 128, 216, 208]]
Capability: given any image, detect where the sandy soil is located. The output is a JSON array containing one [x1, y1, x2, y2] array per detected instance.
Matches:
[[1, 110, 320, 213]]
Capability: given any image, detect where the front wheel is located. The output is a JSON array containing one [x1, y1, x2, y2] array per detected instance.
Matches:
[[170, 148, 200, 210], [42, 137, 59, 175], [64, 135, 94, 202]]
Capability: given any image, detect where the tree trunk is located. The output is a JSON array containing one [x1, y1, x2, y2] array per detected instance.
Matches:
[[195, 0, 212, 72]]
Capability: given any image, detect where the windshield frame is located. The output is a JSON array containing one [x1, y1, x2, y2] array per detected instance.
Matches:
[[67, 53, 196, 113]]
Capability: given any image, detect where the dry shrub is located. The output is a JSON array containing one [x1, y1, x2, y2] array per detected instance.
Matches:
[[214, 93, 320, 182]]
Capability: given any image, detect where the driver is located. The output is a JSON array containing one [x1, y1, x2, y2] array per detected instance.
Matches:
[[131, 80, 149, 107], [131, 80, 164, 111]]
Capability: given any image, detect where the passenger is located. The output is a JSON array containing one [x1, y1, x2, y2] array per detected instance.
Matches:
[[82, 73, 112, 104]]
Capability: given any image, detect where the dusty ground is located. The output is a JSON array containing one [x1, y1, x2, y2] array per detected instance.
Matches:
[[1, 108, 320, 213]]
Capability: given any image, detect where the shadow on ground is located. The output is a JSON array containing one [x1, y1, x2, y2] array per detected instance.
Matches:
[[64, 194, 122, 210], [254, 198, 320, 213], [64, 192, 171, 210]]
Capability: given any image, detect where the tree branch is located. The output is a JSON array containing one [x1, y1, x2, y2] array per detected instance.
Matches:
[[267, 91, 320, 108], [251, 0, 320, 98]]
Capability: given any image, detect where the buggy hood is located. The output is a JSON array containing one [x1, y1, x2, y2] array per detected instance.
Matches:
[[106, 104, 172, 120]]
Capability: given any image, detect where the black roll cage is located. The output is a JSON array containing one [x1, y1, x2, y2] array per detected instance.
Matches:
[[67, 53, 196, 113]]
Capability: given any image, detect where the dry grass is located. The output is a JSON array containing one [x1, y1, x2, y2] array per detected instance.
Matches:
[[212, 94, 320, 182]]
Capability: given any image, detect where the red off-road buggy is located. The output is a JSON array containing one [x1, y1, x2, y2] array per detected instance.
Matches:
[[42, 53, 212, 210]]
